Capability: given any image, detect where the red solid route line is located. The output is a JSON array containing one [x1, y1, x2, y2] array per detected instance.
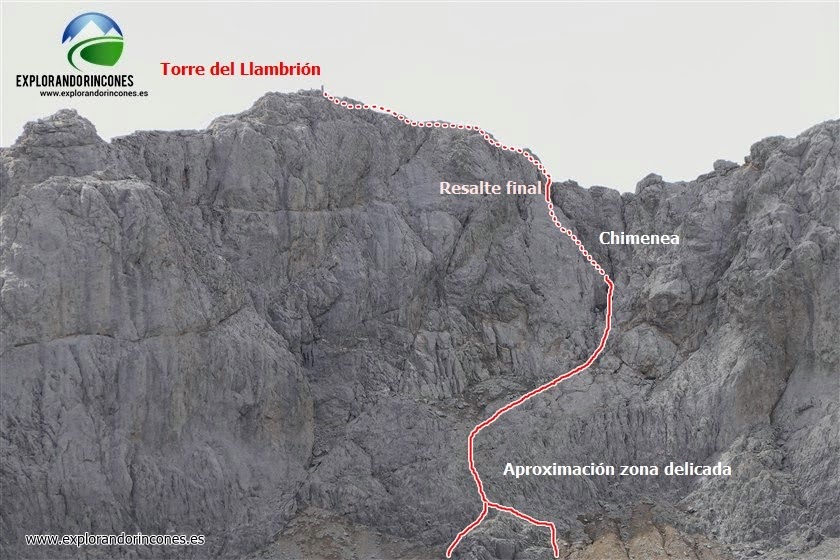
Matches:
[[323, 90, 615, 559]]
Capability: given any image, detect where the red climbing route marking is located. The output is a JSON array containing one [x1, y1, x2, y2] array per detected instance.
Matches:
[[323, 90, 615, 559]]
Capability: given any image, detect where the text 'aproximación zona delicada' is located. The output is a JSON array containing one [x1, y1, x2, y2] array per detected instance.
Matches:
[[503, 461, 732, 479]]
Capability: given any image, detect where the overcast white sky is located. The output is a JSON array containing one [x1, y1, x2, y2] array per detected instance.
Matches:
[[2, 1, 837, 191]]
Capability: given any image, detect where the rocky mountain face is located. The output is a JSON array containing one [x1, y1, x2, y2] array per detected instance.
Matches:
[[1, 91, 837, 560]]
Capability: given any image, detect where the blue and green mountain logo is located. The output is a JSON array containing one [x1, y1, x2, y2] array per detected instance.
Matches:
[[62, 13, 123, 71]]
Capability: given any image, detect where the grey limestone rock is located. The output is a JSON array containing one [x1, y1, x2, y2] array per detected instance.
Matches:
[[1, 92, 836, 559]]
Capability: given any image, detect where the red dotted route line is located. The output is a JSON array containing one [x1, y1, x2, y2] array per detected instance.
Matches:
[[323, 90, 615, 558]]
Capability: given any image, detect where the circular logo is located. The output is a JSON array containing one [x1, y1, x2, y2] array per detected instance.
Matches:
[[62, 13, 124, 72]]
